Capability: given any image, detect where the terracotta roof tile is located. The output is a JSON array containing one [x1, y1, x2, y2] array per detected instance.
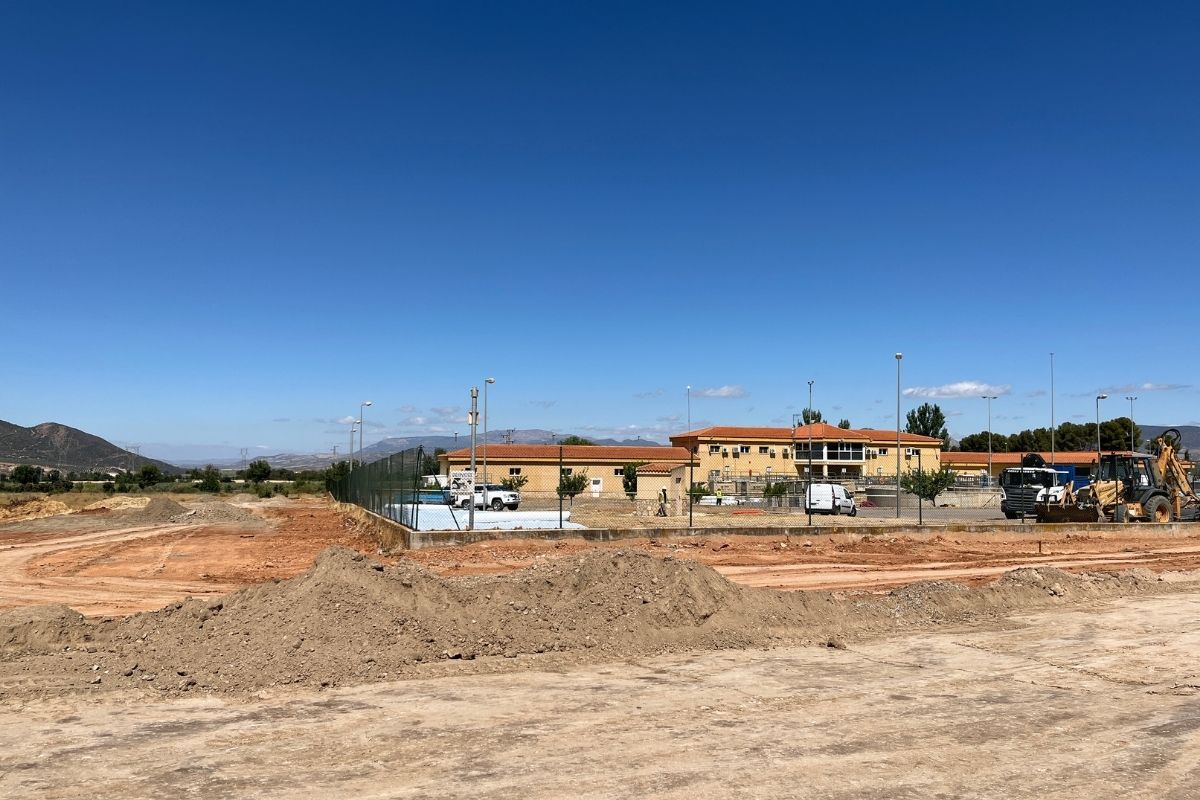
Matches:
[[670, 425, 941, 444], [637, 461, 685, 474], [441, 445, 690, 462]]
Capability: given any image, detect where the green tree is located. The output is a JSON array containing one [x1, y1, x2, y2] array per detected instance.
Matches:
[[245, 459, 272, 484], [501, 474, 528, 491], [198, 465, 222, 492], [905, 403, 950, 450], [621, 462, 645, 500], [11, 465, 43, 486], [137, 464, 163, 489], [557, 470, 590, 505], [801, 408, 824, 424], [762, 480, 789, 498], [558, 435, 594, 446], [900, 466, 959, 505], [837, 419, 851, 429]]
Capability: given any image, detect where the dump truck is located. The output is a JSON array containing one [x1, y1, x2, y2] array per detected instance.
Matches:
[[1035, 429, 1199, 523]]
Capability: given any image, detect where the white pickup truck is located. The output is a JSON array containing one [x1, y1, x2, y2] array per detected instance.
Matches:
[[455, 483, 521, 511]]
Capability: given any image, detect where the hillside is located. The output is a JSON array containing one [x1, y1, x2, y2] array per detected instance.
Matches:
[[0, 420, 177, 474], [1140, 425, 1200, 453]]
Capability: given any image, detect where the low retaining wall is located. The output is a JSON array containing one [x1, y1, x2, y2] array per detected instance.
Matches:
[[333, 500, 1196, 552], [336, 502, 411, 551]]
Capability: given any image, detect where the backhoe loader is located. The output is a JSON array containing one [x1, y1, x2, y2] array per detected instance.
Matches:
[[1034, 429, 1198, 523]]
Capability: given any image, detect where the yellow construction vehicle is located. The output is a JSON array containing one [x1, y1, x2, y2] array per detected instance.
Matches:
[[1035, 429, 1199, 523]]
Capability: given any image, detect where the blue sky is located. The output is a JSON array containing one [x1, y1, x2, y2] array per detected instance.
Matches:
[[2, 1, 1197, 461]]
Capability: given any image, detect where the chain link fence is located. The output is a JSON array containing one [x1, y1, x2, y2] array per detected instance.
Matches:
[[328, 446, 429, 522]]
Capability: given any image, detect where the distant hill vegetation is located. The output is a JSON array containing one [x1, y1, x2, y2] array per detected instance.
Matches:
[[0, 420, 176, 473], [1139, 425, 1200, 453]]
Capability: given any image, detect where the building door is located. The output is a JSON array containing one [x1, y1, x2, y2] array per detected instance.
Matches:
[[591, 478, 603, 497]]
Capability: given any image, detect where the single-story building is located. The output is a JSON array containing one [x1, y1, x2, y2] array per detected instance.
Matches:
[[940, 451, 1110, 484], [439, 444, 693, 500]]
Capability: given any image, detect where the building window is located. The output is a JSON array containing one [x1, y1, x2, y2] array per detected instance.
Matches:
[[709, 445, 722, 454], [508, 468, 522, 476], [878, 448, 888, 456], [613, 468, 623, 476], [739, 446, 750, 454], [758, 446, 770, 454], [561, 468, 573, 476], [782, 449, 790, 459]]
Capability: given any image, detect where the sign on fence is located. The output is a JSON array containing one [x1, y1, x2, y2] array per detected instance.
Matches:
[[449, 469, 475, 504]]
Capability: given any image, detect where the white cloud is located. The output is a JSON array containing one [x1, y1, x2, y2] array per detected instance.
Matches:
[[634, 388, 664, 399], [335, 415, 357, 425], [1096, 382, 1191, 394], [1025, 389, 1047, 398], [694, 385, 747, 398], [398, 404, 418, 413], [903, 381, 1012, 399], [402, 416, 429, 426], [529, 400, 556, 409]]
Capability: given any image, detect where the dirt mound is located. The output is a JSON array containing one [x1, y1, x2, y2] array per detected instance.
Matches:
[[0, 497, 71, 521], [0, 605, 96, 652], [0, 548, 1178, 697], [169, 501, 258, 524], [117, 497, 187, 523], [83, 496, 150, 512]]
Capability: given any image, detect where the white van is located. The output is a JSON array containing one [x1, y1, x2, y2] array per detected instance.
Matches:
[[805, 483, 857, 516]]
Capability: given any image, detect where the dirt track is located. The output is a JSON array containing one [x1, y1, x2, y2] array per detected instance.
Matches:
[[5, 592, 1200, 799], [4, 496, 1200, 613]]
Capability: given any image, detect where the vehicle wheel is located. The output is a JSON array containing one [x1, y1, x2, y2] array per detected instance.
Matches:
[[849, 507, 857, 517], [830, 504, 839, 516], [1114, 504, 1127, 523], [1004, 512, 1019, 520], [1143, 495, 1173, 523], [491, 498, 505, 511]]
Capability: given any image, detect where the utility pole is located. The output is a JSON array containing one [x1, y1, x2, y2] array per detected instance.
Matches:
[[895, 353, 903, 519], [808, 380, 814, 527]]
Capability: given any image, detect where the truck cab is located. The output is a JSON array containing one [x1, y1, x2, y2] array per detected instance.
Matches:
[[1000, 467, 1064, 519]]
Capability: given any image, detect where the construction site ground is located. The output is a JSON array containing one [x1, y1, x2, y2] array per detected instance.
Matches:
[[3, 494, 1200, 797]]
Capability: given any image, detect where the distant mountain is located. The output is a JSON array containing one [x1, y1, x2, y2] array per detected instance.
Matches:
[[1139, 425, 1200, 453], [355, 430, 666, 461], [0, 420, 177, 474], [170, 430, 668, 473]]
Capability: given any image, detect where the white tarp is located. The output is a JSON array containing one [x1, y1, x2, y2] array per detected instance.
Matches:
[[386, 504, 585, 532]]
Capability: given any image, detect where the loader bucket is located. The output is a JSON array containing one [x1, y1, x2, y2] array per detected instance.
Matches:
[[1035, 503, 1101, 524]]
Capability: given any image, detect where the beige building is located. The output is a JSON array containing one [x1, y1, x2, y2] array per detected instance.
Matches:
[[940, 451, 1104, 484], [668, 424, 943, 484], [439, 444, 692, 500]]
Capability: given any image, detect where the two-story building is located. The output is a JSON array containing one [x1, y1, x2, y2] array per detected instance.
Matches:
[[668, 424, 943, 484]]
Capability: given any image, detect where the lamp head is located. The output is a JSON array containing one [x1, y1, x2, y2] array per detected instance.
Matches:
[[362, 400, 373, 407], [895, 353, 903, 360], [485, 377, 495, 385], [1097, 394, 1108, 400]]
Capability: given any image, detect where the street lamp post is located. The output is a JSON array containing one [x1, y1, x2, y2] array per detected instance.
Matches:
[[1095, 394, 1108, 455], [983, 395, 998, 486], [1125, 395, 1137, 451], [349, 422, 358, 474], [468, 387, 479, 531], [358, 400, 373, 464], [483, 377, 495, 497], [895, 353, 903, 519], [1050, 352, 1056, 465], [686, 385, 693, 527], [807, 380, 814, 527]]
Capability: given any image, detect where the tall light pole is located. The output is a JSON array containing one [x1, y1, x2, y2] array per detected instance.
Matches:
[[895, 352, 903, 519], [1050, 353, 1056, 465], [807, 380, 814, 526], [1095, 394, 1108, 455], [358, 400, 373, 464], [983, 395, 998, 485], [1125, 395, 1137, 451], [686, 385, 693, 527], [468, 387, 479, 530], [483, 377, 495, 492], [349, 422, 358, 474]]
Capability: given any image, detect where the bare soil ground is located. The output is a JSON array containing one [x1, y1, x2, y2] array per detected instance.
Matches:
[[4, 496, 1200, 797]]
